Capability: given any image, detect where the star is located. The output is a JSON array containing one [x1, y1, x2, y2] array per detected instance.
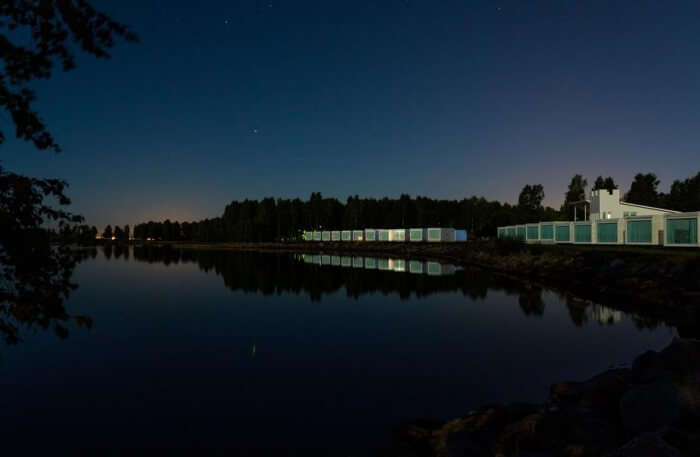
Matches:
[[224, 19, 230, 25]]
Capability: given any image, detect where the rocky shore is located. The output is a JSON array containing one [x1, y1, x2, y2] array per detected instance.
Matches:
[[390, 338, 700, 457]]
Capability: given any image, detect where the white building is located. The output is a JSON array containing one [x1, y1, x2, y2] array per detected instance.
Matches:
[[590, 189, 677, 220], [426, 228, 456, 242], [389, 229, 407, 242], [499, 187, 698, 248]]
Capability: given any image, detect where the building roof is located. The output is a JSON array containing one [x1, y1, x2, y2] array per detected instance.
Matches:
[[619, 201, 679, 213]]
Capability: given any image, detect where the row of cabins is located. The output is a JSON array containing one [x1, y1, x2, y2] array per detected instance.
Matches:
[[498, 213, 699, 247], [304, 228, 465, 242], [301, 254, 457, 276]]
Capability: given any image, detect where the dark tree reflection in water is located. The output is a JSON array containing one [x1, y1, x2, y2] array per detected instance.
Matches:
[[0, 246, 96, 348], [127, 245, 666, 330], [0, 167, 96, 348], [0, 245, 680, 451]]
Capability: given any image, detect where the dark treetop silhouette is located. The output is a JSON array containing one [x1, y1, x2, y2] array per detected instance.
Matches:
[[0, 1, 135, 345]]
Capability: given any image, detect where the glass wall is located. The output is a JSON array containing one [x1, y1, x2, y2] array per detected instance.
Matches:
[[627, 220, 652, 243], [666, 218, 698, 245], [506, 227, 516, 239], [517, 226, 526, 240], [574, 224, 591, 243], [598, 222, 617, 243]]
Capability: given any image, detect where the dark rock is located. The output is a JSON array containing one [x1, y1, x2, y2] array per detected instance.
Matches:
[[663, 417, 700, 456], [392, 340, 700, 457], [393, 419, 441, 455], [635, 262, 661, 278], [658, 339, 700, 377], [629, 350, 672, 384], [675, 325, 700, 339], [609, 258, 626, 270], [605, 431, 681, 457], [536, 411, 621, 457], [658, 339, 700, 418], [550, 369, 628, 417], [620, 378, 681, 433], [409, 404, 542, 457], [675, 375, 700, 418], [492, 412, 544, 456]]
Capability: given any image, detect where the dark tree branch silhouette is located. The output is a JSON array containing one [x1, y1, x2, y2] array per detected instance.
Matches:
[[0, 1, 135, 345], [0, 0, 137, 152], [0, 166, 90, 344]]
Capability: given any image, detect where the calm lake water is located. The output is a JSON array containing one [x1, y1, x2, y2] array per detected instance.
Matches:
[[0, 246, 676, 452]]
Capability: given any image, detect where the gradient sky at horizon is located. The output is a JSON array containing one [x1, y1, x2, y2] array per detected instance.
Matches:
[[3, 0, 700, 229]]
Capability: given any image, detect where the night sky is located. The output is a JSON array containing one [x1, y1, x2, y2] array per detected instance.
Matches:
[[4, 0, 700, 229]]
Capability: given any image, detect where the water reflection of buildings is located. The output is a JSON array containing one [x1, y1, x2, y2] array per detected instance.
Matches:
[[588, 304, 623, 325], [300, 254, 457, 277], [117, 247, 680, 333]]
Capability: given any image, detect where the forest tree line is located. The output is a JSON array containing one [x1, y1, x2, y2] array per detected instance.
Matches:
[[130, 193, 560, 243], [110, 171, 698, 243]]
